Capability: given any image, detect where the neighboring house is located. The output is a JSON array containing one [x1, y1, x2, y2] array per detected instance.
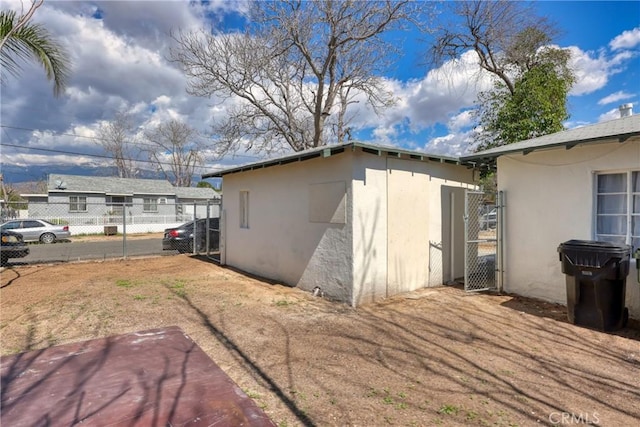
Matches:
[[462, 112, 640, 320], [203, 141, 477, 306], [20, 174, 220, 234]]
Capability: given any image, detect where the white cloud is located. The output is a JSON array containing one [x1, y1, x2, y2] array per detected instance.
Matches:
[[567, 46, 610, 95], [2, 1, 638, 176], [598, 107, 626, 123], [354, 50, 491, 142], [598, 91, 634, 105], [610, 27, 640, 50], [448, 110, 475, 132], [424, 129, 477, 157]]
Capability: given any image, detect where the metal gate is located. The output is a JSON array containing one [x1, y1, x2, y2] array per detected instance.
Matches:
[[464, 191, 498, 292], [206, 197, 221, 262], [190, 198, 221, 262]]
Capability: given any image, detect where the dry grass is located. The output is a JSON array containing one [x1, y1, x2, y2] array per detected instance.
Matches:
[[2, 255, 639, 426]]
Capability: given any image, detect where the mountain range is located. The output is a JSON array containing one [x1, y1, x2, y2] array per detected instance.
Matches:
[[1, 163, 168, 185]]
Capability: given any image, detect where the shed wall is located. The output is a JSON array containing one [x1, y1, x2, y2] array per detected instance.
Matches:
[[351, 153, 475, 305], [498, 140, 640, 319], [221, 149, 475, 306], [221, 152, 354, 302], [351, 154, 388, 304]]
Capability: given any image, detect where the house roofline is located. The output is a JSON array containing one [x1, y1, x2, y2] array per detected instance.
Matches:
[[20, 193, 48, 198], [461, 132, 639, 166], [461, 115, 640, 167], [47, 190, 176, 197], [203, 141, 473, 178]]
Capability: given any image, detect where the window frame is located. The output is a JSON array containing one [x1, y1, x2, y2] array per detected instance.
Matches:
[[143, 197, 158, 213], [69, 196, 87, 212], [595, 170, 640, 249]]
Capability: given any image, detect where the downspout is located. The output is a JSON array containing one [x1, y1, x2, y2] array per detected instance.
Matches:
[[497, 190, 505, 293], [220, 208, 226, 265]]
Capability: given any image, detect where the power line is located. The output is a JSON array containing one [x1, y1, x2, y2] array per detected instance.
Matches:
[[0, 142, 229, 173], [0, 124, 262, 161]]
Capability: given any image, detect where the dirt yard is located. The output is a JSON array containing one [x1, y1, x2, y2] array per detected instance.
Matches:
[[1, 255, 639, 426]]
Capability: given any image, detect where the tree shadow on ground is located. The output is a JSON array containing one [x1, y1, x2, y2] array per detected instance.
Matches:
[[164, 282, 315, 426], [0, 327, 275, 426], [499, 293, 640, 341]]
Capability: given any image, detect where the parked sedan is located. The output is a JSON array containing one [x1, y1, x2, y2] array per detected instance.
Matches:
[[480, 209, 497, 230], [163, 218, 219, 254], [0, 219, 71, 244], [1, 230, 30, 265]]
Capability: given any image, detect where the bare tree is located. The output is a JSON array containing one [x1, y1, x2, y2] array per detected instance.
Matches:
[[143, 119, 203, 187], [429, 1, 574, 151], [429, 0, 564, 95], [171, 0, 425, 155], [96, 111, 139, 178]]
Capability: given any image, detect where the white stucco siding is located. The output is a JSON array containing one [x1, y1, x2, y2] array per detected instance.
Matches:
[[386, 158, 431, 295], [350, 153, 476, 305], [498, 140, 640, 319], [351, 153, 388, 305], [424, 164, 477, 284], [222, 152, 354, 302]]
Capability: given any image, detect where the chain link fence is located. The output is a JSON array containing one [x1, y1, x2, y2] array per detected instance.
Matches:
[[1, 199, 220, 265], [464, 191, 498, 292]]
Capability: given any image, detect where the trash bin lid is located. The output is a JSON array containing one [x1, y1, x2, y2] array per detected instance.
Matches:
[[558, 239, 631, 256]]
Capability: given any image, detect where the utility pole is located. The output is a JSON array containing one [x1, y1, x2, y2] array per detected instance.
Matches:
[[0, 173, 8, 218]]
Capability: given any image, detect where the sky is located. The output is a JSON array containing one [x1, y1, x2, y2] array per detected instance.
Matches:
[[1, 0, 639, 184]]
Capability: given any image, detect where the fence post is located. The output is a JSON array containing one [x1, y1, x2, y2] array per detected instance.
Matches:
[[122, 204, 127, 259], [206, 201, 211, 257], [192, 201, 197, 255], [497, 191, 505, 293]]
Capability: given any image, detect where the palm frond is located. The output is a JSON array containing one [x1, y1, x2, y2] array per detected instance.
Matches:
[[0, 9, 71, 96]]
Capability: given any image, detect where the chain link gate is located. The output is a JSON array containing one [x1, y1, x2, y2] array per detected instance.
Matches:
[[464, 190, 497, 292], [190, 198, 221, 262], [206, 198, 221, 262]]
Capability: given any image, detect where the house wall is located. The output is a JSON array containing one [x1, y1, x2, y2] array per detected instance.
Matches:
[[27, 194, 212, 234], [498, 139, 640, 319], [41, 194, 178, 218], [179, 200, 220, 219], [221, 152, 355, 303]]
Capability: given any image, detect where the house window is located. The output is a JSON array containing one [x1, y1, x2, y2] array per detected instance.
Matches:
[[595, 171, 640, 249], [143, 198, 158, 212], [107, 196, 132, 215], [240, 191, 249, 228], [69, 196, 87, 212]]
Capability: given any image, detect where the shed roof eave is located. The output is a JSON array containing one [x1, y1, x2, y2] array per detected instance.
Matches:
[[202, 141, 471, 178]]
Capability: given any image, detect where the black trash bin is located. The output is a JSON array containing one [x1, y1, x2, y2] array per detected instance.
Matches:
[[558, 240, 631, 331]]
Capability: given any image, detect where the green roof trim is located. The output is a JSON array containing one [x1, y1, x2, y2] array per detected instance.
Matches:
[[202, 141, 469, 178]]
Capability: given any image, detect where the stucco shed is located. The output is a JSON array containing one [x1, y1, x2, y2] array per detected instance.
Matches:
[[204, 142, 477, 306], [462, 113, 640, 320]]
